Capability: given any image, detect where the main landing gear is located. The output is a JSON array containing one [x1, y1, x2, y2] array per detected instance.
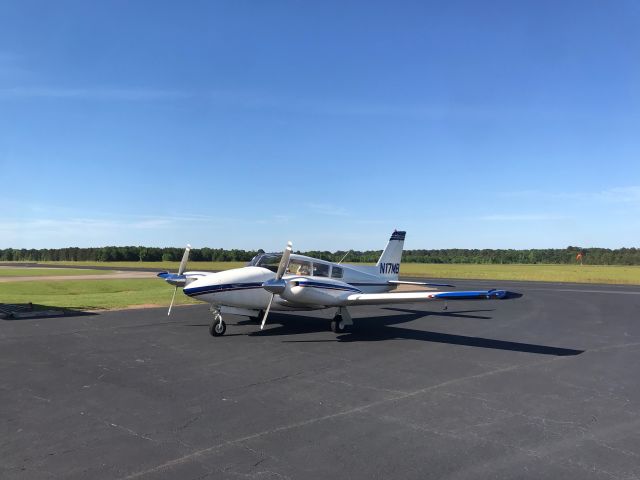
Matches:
[[331, 316, 346, 333], [208, 306, 226, 336], [331, 307, 354, 334]]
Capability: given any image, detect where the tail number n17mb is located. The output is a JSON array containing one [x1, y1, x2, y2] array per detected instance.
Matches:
[[380, 263, 399, 274]]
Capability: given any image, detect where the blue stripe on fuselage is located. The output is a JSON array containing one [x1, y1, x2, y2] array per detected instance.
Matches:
[[295, 280, 362, 293], [184, 280, 362, 298], [184, 282, 264, 297]]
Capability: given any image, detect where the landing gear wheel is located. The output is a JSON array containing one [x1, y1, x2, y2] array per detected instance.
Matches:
[[331, 315, 347, 333], [209, 315, 226, 336]]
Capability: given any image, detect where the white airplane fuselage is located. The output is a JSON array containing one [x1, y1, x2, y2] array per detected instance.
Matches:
[[183, 255, 394, 312]]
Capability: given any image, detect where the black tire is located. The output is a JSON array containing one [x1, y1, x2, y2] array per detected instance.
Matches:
[[209, 319, 226, 336], [331, 316, 346, 333]]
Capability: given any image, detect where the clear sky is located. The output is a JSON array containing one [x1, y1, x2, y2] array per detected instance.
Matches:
[[1, 0, 639, 251]]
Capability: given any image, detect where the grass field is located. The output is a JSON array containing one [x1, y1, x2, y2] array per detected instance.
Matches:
[[0, 268, 111, 277], [6, 260, 248, 271], [6, 261, 640, 285], [399, 263, 640, 285], [1, 263, 638, 311], [0, 279, 199, 310], [5, 260, 640, 284]]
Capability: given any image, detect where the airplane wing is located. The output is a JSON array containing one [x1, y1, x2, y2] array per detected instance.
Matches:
[[343, 289, 522, 306], [388, 280, 456, 288]]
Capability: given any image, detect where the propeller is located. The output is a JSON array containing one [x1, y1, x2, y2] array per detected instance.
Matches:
[[168, 244, 191, 316], [260, 241, 292, 330]]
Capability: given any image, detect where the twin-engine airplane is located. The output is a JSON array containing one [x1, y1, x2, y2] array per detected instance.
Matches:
[[158, 231, 522, 337]]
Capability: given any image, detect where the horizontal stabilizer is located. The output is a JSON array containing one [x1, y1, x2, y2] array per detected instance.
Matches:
[[388, 280, 455, 288]]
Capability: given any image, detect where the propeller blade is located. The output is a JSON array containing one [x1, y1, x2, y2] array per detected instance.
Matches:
[[275, 241, 292, 279], [178, 244, 191, 275], [260, 293, 275, 330], [261, 241, 291, 330], [165, 244, 191, 316], [168, 286, 178, 316]]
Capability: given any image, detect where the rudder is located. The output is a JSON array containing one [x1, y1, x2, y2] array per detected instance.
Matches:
[[376, 230, 405, 279]]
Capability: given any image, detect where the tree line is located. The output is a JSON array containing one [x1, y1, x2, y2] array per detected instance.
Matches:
[[1, 246, 640, 265]]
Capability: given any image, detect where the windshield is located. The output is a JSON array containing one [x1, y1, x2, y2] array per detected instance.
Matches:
[[248, 253, 282, 272]]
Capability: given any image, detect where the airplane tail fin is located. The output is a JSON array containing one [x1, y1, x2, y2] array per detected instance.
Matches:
[[376, 230, 405, 279]]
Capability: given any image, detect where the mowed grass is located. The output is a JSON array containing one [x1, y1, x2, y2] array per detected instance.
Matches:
[[1, 263, 638, 311], [0, 268, 111, 277], [8, 260, 247, 271], [399, 263, 640, 285], [0, 279, 200, 310], [5, 260, 640, 285]]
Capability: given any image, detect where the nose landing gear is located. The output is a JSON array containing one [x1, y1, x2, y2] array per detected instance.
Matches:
[[209, 306, 226, 336]]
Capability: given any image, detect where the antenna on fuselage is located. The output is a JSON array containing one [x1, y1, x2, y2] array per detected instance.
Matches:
[[337, 250, 351, 264]]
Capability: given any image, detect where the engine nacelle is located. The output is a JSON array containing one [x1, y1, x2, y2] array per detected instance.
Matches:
[[280, 278, 360, 306]]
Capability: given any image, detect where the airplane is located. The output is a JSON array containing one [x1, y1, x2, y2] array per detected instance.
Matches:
[[158, 230, 522, 337]]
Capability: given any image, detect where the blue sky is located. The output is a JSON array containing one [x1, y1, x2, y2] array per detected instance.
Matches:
[[1, 0, 639, 251]]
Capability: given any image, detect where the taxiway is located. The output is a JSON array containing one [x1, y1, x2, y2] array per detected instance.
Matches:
[[1, 279, 639, 479]]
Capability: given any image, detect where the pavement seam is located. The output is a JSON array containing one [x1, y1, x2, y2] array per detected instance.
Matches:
[[119, 352, 585, 480], [121, 339, 640, 479]]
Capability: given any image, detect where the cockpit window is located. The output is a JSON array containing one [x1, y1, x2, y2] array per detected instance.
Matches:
[[287, 259, 312, 276], [331, 266, 343, 279], [249, 253, 282, 272], [313, 263, 330, 277]]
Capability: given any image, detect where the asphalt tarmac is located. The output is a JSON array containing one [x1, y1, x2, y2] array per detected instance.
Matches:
[[2, 280, 640, 479]]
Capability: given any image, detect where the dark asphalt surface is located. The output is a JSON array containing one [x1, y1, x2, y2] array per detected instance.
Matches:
[[2, 280, 640, 479]]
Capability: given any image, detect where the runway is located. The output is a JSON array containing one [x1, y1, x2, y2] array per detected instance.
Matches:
[[2, 279, 640, 479]]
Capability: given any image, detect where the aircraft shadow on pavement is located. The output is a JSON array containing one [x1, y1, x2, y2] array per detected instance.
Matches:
[[0, 303, 97, 321], [256, 308, 584, 357]]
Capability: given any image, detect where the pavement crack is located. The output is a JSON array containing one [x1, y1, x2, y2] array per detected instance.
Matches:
[[443, 391, 589, 434], [30, 394, 51, 403], [590, 438, 640, 459], [300, 377, 407, 396], [104, 421, 156, 443], [120, 355, 579, 479], [176, 415, 201, 432]]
